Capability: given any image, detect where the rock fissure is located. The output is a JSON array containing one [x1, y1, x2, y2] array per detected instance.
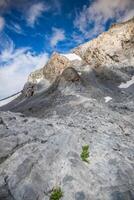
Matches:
[[0, 138, 48, 165]]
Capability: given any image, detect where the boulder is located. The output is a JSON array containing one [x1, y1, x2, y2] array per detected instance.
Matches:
[[61, 67, 80, 82]]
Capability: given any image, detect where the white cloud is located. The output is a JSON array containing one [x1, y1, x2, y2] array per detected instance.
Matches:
[[50, 27, 66, 47], [121, 9, 134, 22], [0, 16, 5, 32], [0, 41, 48, 99], [0, 33, 15, 55], [74, 0, 134, 39], [7, 22, 24, 34], [26, 2, 49, 27]]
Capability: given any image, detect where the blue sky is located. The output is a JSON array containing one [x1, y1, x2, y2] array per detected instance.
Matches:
[[0, 0, 134, 98]]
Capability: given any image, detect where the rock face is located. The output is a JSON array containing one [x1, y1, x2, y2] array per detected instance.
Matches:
[[73, 17, 134, 69], [27, 18, 134, 85], [28, 68, 44, 84], [22, 83, 36, 97], [43, 52, 71, 82], [0, 17, 134, 200], [61, 67, 80, 82], [27, 52, 83, 84]]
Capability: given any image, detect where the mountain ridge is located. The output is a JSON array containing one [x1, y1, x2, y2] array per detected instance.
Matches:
[[26, 17, 134, 87]]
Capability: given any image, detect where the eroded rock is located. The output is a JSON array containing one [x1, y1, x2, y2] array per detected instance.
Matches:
[[61, 67, 80, 82]]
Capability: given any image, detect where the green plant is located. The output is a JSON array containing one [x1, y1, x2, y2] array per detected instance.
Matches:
[[80, 145, 89, 163], [50, 187, 63, 200]]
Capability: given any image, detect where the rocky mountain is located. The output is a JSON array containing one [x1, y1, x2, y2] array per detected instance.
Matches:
[[73, 17, 134, 69], [0, 17, 134, 200], [28, 52, 84, 84]]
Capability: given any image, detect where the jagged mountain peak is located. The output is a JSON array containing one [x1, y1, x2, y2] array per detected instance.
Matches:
[[27, 17, 134, 86], [28, 52, 83, 84], [73, 17, 134, 69]]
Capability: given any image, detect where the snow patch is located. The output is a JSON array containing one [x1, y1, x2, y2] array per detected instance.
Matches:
[[78, 72, 82, 76], [36, 78, 43, 83], [118, 76, 134, 88], [62, 53, 82, 61], [0, 93, 21, 107], [104, 96, 112, 103]]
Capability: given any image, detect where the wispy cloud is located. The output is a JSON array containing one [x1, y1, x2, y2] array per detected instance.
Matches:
[[0, 16, 5, 32], [0, 37, 48, 98], [26, 2, 49, 27], [50, 27, 66, 47], [7, 22, 24, 34], [121, 9, 134, 22], [0, 1, 49, 28], [74, 0, 134, 39], [0, 0, 60, 17]]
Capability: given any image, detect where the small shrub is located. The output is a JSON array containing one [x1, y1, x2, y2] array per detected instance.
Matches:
[[50, 187, 63, 200], [80, 145, 89, 163]]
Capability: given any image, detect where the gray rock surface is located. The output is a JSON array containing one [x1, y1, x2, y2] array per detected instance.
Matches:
[[0, 17, 134, 200]]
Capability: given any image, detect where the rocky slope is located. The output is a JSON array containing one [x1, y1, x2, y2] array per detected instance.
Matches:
[[0, 17, 134, 200]]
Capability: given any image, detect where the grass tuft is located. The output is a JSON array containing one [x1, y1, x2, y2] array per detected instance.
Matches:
[[50, 187, 63, 200], [80, 145, 89, 163]]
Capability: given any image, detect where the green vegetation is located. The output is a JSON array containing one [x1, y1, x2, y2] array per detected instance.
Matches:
[[50, 187, 63, 200], [80, 145, 89, 163]]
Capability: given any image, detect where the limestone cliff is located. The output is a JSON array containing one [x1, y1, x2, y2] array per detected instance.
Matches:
[[28, 18, 134, 86], [73, 17, 134, 69], [43, 52, 70, 82]]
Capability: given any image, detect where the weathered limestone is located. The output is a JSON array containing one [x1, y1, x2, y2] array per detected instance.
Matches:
[[73, 17, 134, 69]]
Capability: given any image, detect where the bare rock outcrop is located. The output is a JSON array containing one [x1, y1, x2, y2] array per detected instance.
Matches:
[[22, 83, 36, 97], [27, 52, 84, 84], [61, 67, 80, 82], [28, 68, 44, 84], [43, 52, 71, 82], [27, 18, 134, 86], [73, 17, 134, 69]]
